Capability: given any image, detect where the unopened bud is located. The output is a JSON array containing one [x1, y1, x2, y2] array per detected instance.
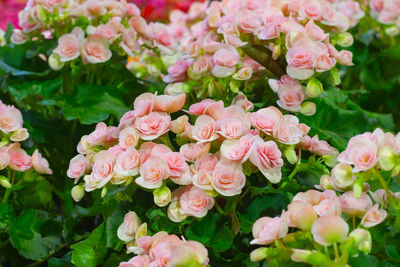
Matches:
[[322, 148, 339, 167], [378, 146, 396, 171], [300, 102, 316, 116], [349, 228, 372, 254], [318, 174, 333, 190], [353, 179, 363, 199], [49, 53, 65, 71], [167, 201, 187, 222], [385, 26, 399, 36], [331, 163, 355, 191], [71, 185, 85, 202], [330, 68, 341, 86], [306, 78, 323, 98], [291, 249, 313, 263], [101, 186, 108, 198], [147, 64, 161, 77], [229, 80, 240, 93], [284, 146, 297, 164], [165, 83, 190, 95], [153, 185, 171, 207], [335, 32, 354, 47], [250, 247, 268, 262], [272, 44, 281, 60], [0, 176, 11, 188]]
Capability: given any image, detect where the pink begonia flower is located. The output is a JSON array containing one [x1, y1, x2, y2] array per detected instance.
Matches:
[[292, 189, 325, 205], [216, 113, 251, 139], [32, 149, 52, 175], [286, 44, 317, 80], [117, 211, 141, 242], [119, 127, 140, 149], [192, 153, 218, 190], [305, 20, 328, 42], [313, 191, 342, 217], [7, 143, 31, 172], [234, 9, 262, 34], [119, 255, 149, 267], [277, 84, 305, 112], [339, 191, 373, 217], [10, 128, 29, 142], [53, 34, 81, 62], [211, 159, 246, 196], [179, 185, 214, 218], [154, 93, 186, 114], [0, 104, 23, 134], [220, 133, 256, 162], [180, 142, 210, 162], [85, 150, 116, 190], [38, 0, 64, 11], [287, 200, 318, 230], [361, 204, 387, 228], [212, 46, 240, 78], [134, 112, 171, 140], [80, 34, 112, 64], [67, 154, 90, 180], [311, 214, 349, 246], [133, 93, 156, 117], [10, 29, 28, 45], [135, 156, 169, 189], [299, 0, 323, 20], [231, 92, 254, 112], [273, 115, 304, 145], [250, 212, 288, 245], [107, 145, 125, 158], [120, 29, 140, 57], [87, 122, 108, 147], [336, 50, 354, 66], [169, 115, 189, 135], [114, 147, 140, 177], [315, 53, 336, 72], [96, 23, 120, 42], [0, 150, 10, 170], [249, 136, 283, 183], [165, 152, 192, 185], [191, 55, 212, 76], [162, 58, 192, 83], [250, 106, 283, 135], [309, 135, 332, 156]]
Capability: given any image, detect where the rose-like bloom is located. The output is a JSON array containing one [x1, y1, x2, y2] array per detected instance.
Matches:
[[0, 150, 10, 170], [53, 34, 80, 62], [250, 106, 283, 135], [192, 153, 218, 190], [287, 200, 318, 230], [277, 86, 305, 112], [305, 20, 328, 41], [339, 191, 372, 217], [165, 152, 191, 185], [10, 128, 29, 142], [216, 114, 251, 139], [119, 255, 149, 267], [170, 115, 189, 135], [134, 112, 171, 140], [311, 215, 349, 246], [361, 204, 387, 228], [273, 115, 304, 145], [119, 127, 140, 149], [313, 190, 342, 216], [231, 92, 254, 112], [87, 122, 108, 147], [336, 50, 354, 66], [234, 9, 262, 33], [117, 211, 141, 242], [80, 34, 112, 64], [167, 241, 209, 267], [8, 144, 31, 172], [67, 154, 90, 180], [192, 115, 219, 143], [154, 94, 186, 114], [188, 99, 219, 116], [96, 23, 119, 41], [38, 0, 64, 10], [180, 142, 210, 162], [89, 151, 116, 189], [250, 212, 288, 245], [293, 190, 325, 205], [220, 133, 256, 162], [179, 185, 214, 218], [286, 45, 317, 80], [120, 29, 140, 57], [315, 54, 336, 72], [162, 59, 192, 83], [249, 137, 283, 183], [212, 46, 240, 78], [11, 29, 28, 45], [299, 0, 322, 19], [309, 135, 331, 156], [331, 163, 355, 191], [191, 55, 212, 76], [212, 159, 246, 196], [115, 147, 140, 177], [135, 156, 170, 189], [0, 105, 23, 134], [32, 149, 52, 175]]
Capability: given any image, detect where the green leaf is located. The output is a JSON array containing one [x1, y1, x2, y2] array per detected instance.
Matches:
[[9, 209, 62, 261], [8, 78, 62, 101], [385, 244, 400, 260], [105, 209, 125, 250], [71, 223, 106, 267], [0, 203, 13, 230], [17, 177, 53, 209]]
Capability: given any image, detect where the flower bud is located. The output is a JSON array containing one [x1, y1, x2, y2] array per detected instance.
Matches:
[[306, 78, 323, 98], [272, 43, 281, 60], [287, 201, 318, 230], [317, 174, 333, 190], [153, 185, 171, 207], [284, 146, 297, 164], [378, 146, 396, 171], [385, 26, 399, 36], [229, 80, 241, 93], [330, 68, 341, 86], [250, 247, 268, 262], [335, 32, 354, 47], [161, 53, 180, 68], [49, 53, 65, 71], [0, 176, 11, 189], [170, 115, 189, 135], [71, 185, 85, 202], [300, 102, 316, 116], [349, 228, 372, 254], [10, 128, 29, 142], [392, 164, 400, 177], [135, 223, 147, 240], [167, 201, 187, 222], [101, 186, 108, 198], [331, 163, 355, 191], [322, 148, 339, 167], [353, 179, 363, 199], [311, 214, 349, 246], [147, 64, 161, 77], [291, 249, 313, 263], [165, 83, 190, 95]]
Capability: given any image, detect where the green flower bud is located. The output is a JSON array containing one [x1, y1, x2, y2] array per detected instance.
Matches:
[[0, 176, 11, 189], [250, 247, 268, 262], [335, 32, 354, 47], [349, 228, 372, 254], [229, 80, 241, 93], [385, 26, 399, 36], [153, 185, 171, 207], [71, 184, 85, 202], [49, 53, 65, 71], [306, 78, 323, 98], [300, 102, 316, 116], [101, 186, 108, 198], [330, 68, 341, 86], [378, 146, 396, 171], [284, 146, 297, 164], [291, 249, 313, 263]]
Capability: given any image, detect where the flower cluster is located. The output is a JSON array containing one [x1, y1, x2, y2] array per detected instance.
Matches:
[[127, 0, 362, 110], [369, 0, 400, 35], [117, 211, 209, 267], [67, 91, 336, 221], [0, 100, 52, 187], [250, 188, 391, 265], [11, 0, 144, 69]]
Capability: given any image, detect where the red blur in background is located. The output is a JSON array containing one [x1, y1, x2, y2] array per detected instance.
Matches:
[[0, 0, 203, 30]]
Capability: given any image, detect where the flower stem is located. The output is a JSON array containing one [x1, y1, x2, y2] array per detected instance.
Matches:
[[333, 243, 340, 261]]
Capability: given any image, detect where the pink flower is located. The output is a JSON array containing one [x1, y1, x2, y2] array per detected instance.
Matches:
[[80, 34, 112, 64], [180, 142, 210, 162], [287, 200, 318, 230], [305, 20, 328, 41], [211, 159, 246, 196], [193, 153, 218, 190], [311, 215, 349, 246], [212, 46, 240, 78], [250, 212, 288, 245], [0, 105, 23, 134], [53, 34, 81, 62], [277, 85, 305, 112], [8, 143, 31, 172], [361, 204, 387, 228], [32, 149, 52, 175], [191, 115, 219, 143], [286, 45, 317, 80], [179, 185, 214, 218], [165, 152, 192, 185], [96, 23, 119, 41], [134, 112, 171, 140], [10, 29, 28, 45], [251, 106, 283, 135], [234, 10, 262, 33], [119, 255, 149, 267], [339, 191, 373, 217], [119, 127, 140, 149], [231, 92, 254, 112], [87, 122, 108, 147], [38, 0, 64, 10], [162, 59, 192, 83], [117, 211, 141, 242], [336, 50, 354, 66], [67, 154, 90, 180], [221, 133, 256, 162], [85, 0, 107, 16], [216, 112, 251, 139], [250, 137, 283, 183], [135, 156, 170, 189], [0, 150, 10, 170], [188, 99, 223, 116], [120, 29, 140, 57], [115, 147, 140, 177], [89, 151, 116, 189], [273, 115, 304, 145], [309, 135, 332, 156], [299, 0, 323, 20], [154, 94, 186, 114], [315, 54, 336, 72], [191, 55, 212, 76]]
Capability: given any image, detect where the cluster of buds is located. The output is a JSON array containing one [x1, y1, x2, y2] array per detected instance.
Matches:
[[67, 91, 336, 221], [369, 0, 400, 36], [11, 0, 144, 69], [0, 100, 52, 188], [127, 0, 362, 110], [117, 211, 209, 267], [250, 188, 390, 265]]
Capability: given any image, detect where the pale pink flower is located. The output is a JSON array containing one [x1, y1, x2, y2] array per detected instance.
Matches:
[[273, 115, 304, 145], [165, 152, 192, 185], [134, 112, 171, 140], [0, 105, 23, 134], [192, 153, 218, 190], [119, 127, 140, 149], [221, 133, 256, 162], [0, 151, 10, 170], [211, 159, 246, 196], [135, 156, 169, 189], [311, 215, 349, 246], [8, 143, 31, 172], [115, 147, 140, 177], [309, 135, 332, 156], [315, 54, 336, 72], [277, 85, 305, 112], [11, 29, 28, 45], [339, 191, 373, 217], [53, 34, 81, 62], [336, 50, 354, 66], [154, 94, 186, 114], [180, 142, 211, 162], [216, 113, 251, 139], [251, 106, 283, 135], [80, 34, 112, 64], [32, 149, 52, 175], [89, 150, 116, 189], [250, 212, 288, 245], [234, 9, 262, 33], [117, 211, 141, 242], [67, 154, 90, 180], [299, 0, 323, 20], [287, 200, 318, 230], [162, 59, 192, 83], [119, 255, 149, 267], [305, 20, 328, 41], [361, 204, 387, 228], [179, 185, 214, 218], [87, 122, 108, 147]]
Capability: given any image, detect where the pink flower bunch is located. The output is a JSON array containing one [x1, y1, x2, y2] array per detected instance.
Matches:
[[117, 211, 209, 267], [369, 0, 400, 35], [250, 188, 389, 264], [0, 100, 52, 178], [67, 92, 337, 221]]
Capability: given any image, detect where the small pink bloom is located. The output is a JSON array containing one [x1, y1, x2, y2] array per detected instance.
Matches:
[[234, 10, 262, 33], [32, 149, 52, 175], [251, 212, 288, 245], [361, 204, 387, 228], [216, 114, 251, 139], [277, 86, 305, 112], [339, 191, 373, 217], [212, 159, 246, 196], [134, 112, 171, 141], [154, 94, 186, 114], [231, 92, 254, 112], [87, 122, 108, 147], [179, 185, 214, 218], [311, 215, 349, 246], [287, 200, 318, 230], [221, 133, 256, 162], [96, 23, 119, 41], [119, 255, 149, 267], [120, 29, 140, 57], [315, 54, 336, 72], [273, 115, 304, 145], [80, 34, 112, 64], [192, 115, 219, 143], [85, 0, 107, 16], [305, 20, 328, 41], [165, 152, 191, 185], [180, 142, 210, 162], [162, 59, 192, 83], [117, 211, 141, 242], [0, 105, 23, 134], [192, 154, 218, 190], [8, 143, 31, 172], [67, 154, 90, 180], [115, 147, 140, 177], [191, 55, 212, 76], [310, 135, 332, 156], [250, 106, 283, 135], [53, 34, 81, 62], [119, 127, 140, 149], [299, 0, 323, 20], [286, 45, 317, 80], [336, 50, 354, 66], [136, 156, 169, 189], [90, 151, 116, 188]]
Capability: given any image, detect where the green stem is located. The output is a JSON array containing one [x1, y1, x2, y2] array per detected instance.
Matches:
[[1, 170, 14, 204], [333, 243, 340, 261], [376, 170, 398, 209], [214, 202, 224, 215], [158, 134, 174, 150]]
